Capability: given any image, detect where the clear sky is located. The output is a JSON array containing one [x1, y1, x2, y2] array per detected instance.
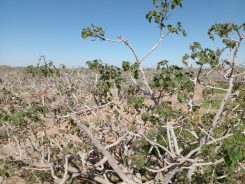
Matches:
[[0, 0, 245, 67]]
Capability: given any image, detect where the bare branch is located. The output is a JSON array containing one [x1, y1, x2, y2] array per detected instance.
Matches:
[[233, 70, 245, 77], [140, 34, 166, 63], [60, 155, 70, 184], [206, 134, 233, 145], [212, 77, 234, 128], [146, 162, 177, 173], [128, 131, 175, 158], [238, 161, 245, 170], [72, 116, 137, 184], [169, 124, 180, 155], [199, 82, 229, 92], [13, 135, 22, 160]]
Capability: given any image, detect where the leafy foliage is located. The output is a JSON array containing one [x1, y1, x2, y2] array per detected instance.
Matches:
[[146, 0, 183, 31], [86, 60, 124, 104], [208, 23, 244, 48], [151, 60, 194, 102], [81, 24, 105, 40], [26, 56, 60, 78], [224, 145, 244, 171], [183, 42, 221, 67]]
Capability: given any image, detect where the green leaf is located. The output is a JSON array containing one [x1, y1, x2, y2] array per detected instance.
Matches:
[[81, 25, 105, 40], [177, 95, 185, 102], [159, 79, 164, 85], [131, 63, 139, 79], [146, 10, 156, 23], [171, 0, 182, 9], [224, 144, 244, 171], [223, 39, 237, 49], [122, 61, 130, 71]]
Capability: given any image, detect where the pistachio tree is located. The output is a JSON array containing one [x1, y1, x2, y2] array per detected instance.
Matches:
[[78, 0, 245, 183], [0, 0, 244, 184]]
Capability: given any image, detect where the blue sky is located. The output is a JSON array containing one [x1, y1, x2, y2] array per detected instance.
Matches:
[[0, 0, 245, 67]]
